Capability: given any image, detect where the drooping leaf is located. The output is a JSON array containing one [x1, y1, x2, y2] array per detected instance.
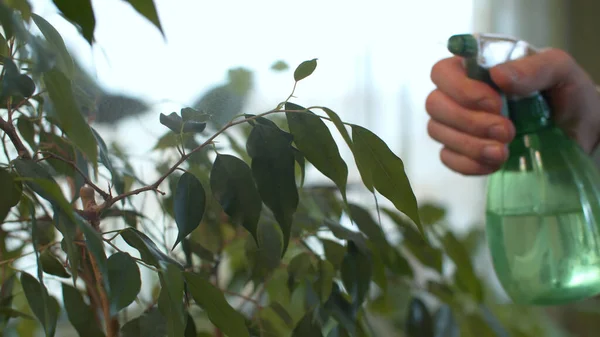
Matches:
[[125, 0, 163, 35], [292, 147, 306, 186], [184, 271, 250, 337], [62, 284, 105, 337], [120, 227, 181, 268], [31, 14, 74, 77], [91, 127, 116, 176], [121, 307, 167, 337], [246, 123, 298, 254], [340, 241, 372, 312], [439, 230, 483, 302], [172, 172, 205, 249], [348, 203, 387, 247], [158, 263, 186, 337], [285, 102, 348, 200], [406, 297, 434, 337], [351, 125, 423, 235], [43, 69, 98, 168], [294, 58, 318, 82], [108, 252, 141, 315], [210, 154, 262, 243], [292, 310, 323, 337], [51, 0, 95, 44], [20, 272, 59, 337], [39, 250, 70, 278], [0, 169, 21, 222], [184, 313, 197, 337]]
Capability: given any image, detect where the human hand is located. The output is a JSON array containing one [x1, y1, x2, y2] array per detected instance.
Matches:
[[426, 48, 600, 175]]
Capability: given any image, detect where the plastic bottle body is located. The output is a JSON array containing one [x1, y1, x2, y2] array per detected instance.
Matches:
[[486, 123, 600, 305]]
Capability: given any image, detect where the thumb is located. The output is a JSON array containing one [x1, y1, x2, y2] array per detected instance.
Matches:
[[489, 48, 581, 96]]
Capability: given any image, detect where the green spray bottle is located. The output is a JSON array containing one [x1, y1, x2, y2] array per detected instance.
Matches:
[[447, 33, 600, 305]]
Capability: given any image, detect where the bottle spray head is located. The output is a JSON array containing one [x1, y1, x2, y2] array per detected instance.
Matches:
[[447, 33, 539, 69]]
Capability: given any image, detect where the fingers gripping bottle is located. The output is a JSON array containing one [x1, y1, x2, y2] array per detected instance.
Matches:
[[448, 33, 600, 305]]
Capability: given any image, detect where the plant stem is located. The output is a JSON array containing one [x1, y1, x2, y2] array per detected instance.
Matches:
[[0, 116, 30, 159], [88, 249, 117, 337]]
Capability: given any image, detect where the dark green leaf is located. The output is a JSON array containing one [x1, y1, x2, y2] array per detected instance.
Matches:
[[210, 154, 262, 243], [292, 310, 323, 337], [0, 32, 7, 57], [54, 209, 79, 283], [0, 3, 15, 39], [314, 259, 335, 303], [294, 58, 318, 82], [62, 284, 105, 337], [0, 169, 21, 221], [158, 263, 186, 337], [324, 220, 368, 255], [126, 0, 163, 35], [1, 58, 23, 98], [51, 0, 95, 44], [184, 313, 197, 337], [172, 172, 205, 249], [121, 307, 167, 337], [0, 276, 16, 325], [285, 102, 348, 199], [323, 284, 356, 335], [159, 112, 206, 134], [406, 297, 434, 337], [246, 123, 298, 254], [419, 203, 446, 226], [288, 252, 316, 284], [259, 303, 293, 337], [327, 326, 351, 337], [439, 230, 483, 301], [91, 127, 116, 176], [120, 228, 181, 268], [340, 241, 372, 311], [0, 307, 34, 320], [72, 150, 89, 201], [16, 117, 35, 150], [348, 203, 387, 246], [108, 252, 141, 315], [20, 272, 59, 337], [43, 69, 98, 167], [184, 271, 250, 337], [246, 221, 284, 281], [321, 239, 345, 270], [351, 125, 423, 235], [271, 60, 289, 71], [181, 107, 210, 122], [459, 312, 501, 337], [5, 0, 31, 20], [183, 239, 215, 263], [292, 147, 306, 186], [39, 250, 70, 278], [31, 14, 74, 77]]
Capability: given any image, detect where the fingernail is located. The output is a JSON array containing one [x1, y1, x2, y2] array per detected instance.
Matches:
[[482, 145, 505, 162], [479, 99, 498, 112], [488, 124, 508, 141]]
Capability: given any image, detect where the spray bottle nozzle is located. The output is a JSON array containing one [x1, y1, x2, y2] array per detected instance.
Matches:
[[447, 34, 478, 57]]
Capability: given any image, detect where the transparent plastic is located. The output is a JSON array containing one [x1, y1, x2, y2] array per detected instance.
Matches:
[[448, 33, 600, 305]]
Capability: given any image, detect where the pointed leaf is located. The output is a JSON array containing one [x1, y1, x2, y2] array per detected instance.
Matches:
[[292, 147, 306, 186], [20, 272, 59, 337], [51, 0, 95, 44], [108, 252, 141, 314], [62, 284, 105, 337], [292, 310, 323, 337], [246, 123, 298, 254], [439, 230, 483, 302], [120, 227, 181, 268], [340, 241, 372, 311], [294, 58, 317, 82], [351, 125, 423, 235], [158, 264, 186, 337], [210, 154, 262, 243], [183, 271, 250, 337], [0, 168, 22, 221], [43, 69, 98, 167], [39, 250, 70, 278], [126, 0, 163, 35], [285, 102, 348, 199], [91, 127, 116, 175], [121, 307, 167, 337], [172, 172, 205, 249], [31, 14, 74, 77]]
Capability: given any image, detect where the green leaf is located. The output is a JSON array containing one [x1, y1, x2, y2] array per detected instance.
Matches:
[[285, 102, 348, 200], [340, 241, 372, 311], [210, 154, 262, 243], [16, 117, 35, 150], [439, 230, 483, 302], [51, 0, 95, 44], [120, 228, 181, 268], [246, 123, 298, 254], [458, 312, 501, 337], [323, 284, 356, 335], [406, 297, 434, 337], [62, 284, 105, 337], [0, 307, 34, 320], [31, 14, 74, 77], [126, 0, 163, 35], [108, 252, 141, 315], [0, 169, 21, 222], [246, 221, 284, 281], [419, 202, 446, 226], [121, 307, 167, 337], [348, 203, 387, 247], [91, 128, 116, 176], [351, 125, 423, 235], [184, 271, 250, 337], [321, 239, 345, 270], [158, 264, 186, 337], [292, 147, 306, 186], [160, 112, 206, 134], [0, 276, 16, 326], [184, 313, 197, 337], [20, 272, 59, 337], [324, 220, 368, 255], [172, 172, 205, 249], [43, 69, 98, 168], [271, 60, 289, 71], [314, 259, 335, 303], [5, 0, 31, 20], [294, 58, 318, 82], [292, 310, 323, 337], [39, 250, 70, 278], [0, 32, 8, 57], [54, 210, 79, 283]]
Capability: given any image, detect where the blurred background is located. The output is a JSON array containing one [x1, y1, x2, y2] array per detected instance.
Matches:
[[16, 0, 600, 336]]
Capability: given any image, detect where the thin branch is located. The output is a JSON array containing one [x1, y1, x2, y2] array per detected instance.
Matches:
[[0, 116, 30, 159], [39, 151, 110, 200]]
